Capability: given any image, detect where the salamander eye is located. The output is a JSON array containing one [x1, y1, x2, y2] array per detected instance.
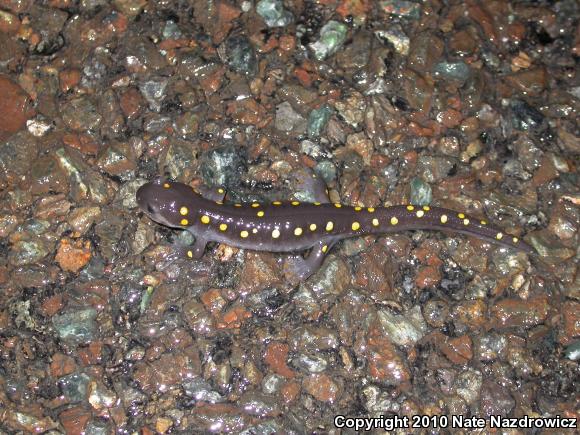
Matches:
[[147, 204, 155, 214]]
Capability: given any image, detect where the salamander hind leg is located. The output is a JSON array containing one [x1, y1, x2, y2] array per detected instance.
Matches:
[[289, 168, 331, 204], [282, 239, 335, 282]]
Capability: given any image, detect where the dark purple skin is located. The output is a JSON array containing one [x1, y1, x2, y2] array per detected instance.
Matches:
[[136, 178, 534, 279]]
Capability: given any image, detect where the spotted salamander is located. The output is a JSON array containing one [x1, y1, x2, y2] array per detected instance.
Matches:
[[136, 177, 534, 280]]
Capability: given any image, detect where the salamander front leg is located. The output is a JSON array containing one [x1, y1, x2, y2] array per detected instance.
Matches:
[[179, 236, 207, 259], [283, 239, 335, 281], [194, 185, 226, 203]]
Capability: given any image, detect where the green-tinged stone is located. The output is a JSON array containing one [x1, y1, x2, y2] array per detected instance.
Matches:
[[564, 340, 580, 361], [200, 145, 246, 187], [307, 105, 333, 138], [163, 20, 182, 39], [140, 286, 154, 313], [9, 239, 49, 266], [315, 160, 337, 184], [378, 306, 427, 346], [309, 21, 348, 61], [256, 0, 293, 27], [164, 139, 198, 180], [224, 35, 257, 76], [380, 0, 422, 19], [433, 61, 471, 83], [410, 177, 432, 206], [59, 373, 91, 402], [52, 308, 98, 344]]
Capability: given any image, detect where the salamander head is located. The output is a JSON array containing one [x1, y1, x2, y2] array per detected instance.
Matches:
[[136, 177, 198, 228]]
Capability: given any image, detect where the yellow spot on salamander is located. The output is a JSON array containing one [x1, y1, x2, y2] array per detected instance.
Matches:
[[367, 207, 375, 213], [252, 228, 258, 234], [235, 203, 242, 207], [372, 218, 379, 226], [416, 210, 425, 218], [200, 215, 210, 224], [181, 218, 189, 226], [251, 203, 260, 208], [187, 250, 193, 258], [391, 216, 398, 225], [272, 228, 280, 238], [180, 206, 188, 216], [352, 222, 360, 231], [440, 214, 448, 224], [321, 245, 328, 253], [334, 203, 342, 208], [256, 210, 265, 217], [163, 183, 170, 189], [218, 188, 225, 194], [458, 213, 465, 219], [407, 205, 414, 211], [512, 237, 519, 243], [354, 206, 362, 211], [326, 221, 334, 231], [423, 206, 430, 211], [219, 223, 227, 231], [314, 202, 321, 206], [215, 201, 223, 205], [309, 223, 317, 231], [480, 220, 487, 225], [463, 218, 470, 226], [294, 227, 303, 236], [272, 201, 282, 205], [496, 232, 503, 240], [240, 230, 249, 238], [291, 201, 300, 206]]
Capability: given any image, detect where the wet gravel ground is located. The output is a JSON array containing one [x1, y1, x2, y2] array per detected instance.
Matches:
[[0, 0, 578, 433]]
